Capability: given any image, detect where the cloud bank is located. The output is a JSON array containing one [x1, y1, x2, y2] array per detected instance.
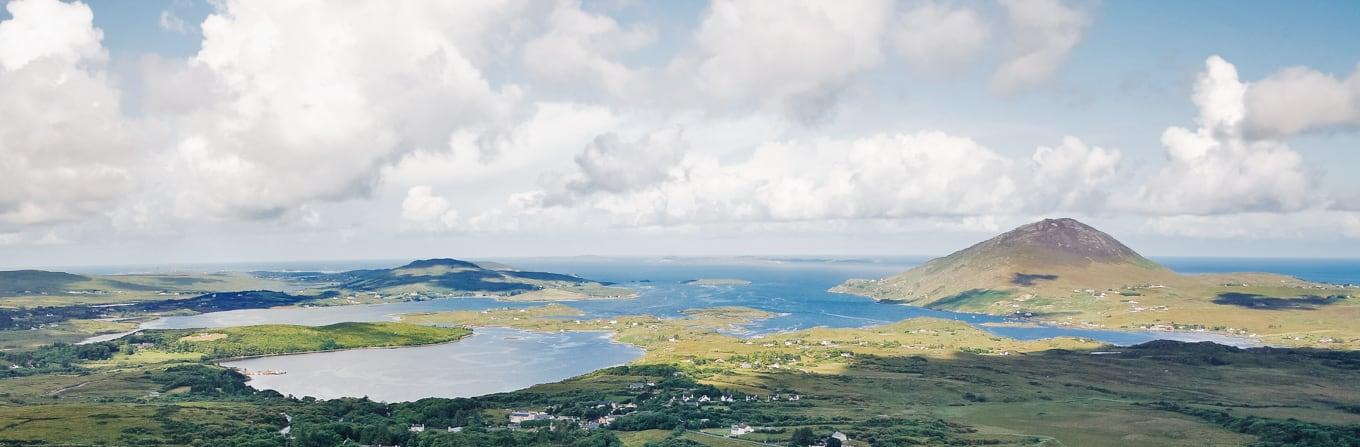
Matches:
[[1, 0, 1358, 258]]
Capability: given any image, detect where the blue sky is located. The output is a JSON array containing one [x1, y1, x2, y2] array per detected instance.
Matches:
[[1, 0, 1359, 267]]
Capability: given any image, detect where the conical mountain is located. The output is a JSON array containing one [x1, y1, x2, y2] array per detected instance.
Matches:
[[835, 218, 1175, 309]]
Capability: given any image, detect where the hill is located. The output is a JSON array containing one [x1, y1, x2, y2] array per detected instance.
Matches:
[[833, 218, 1178, 307], [265, 258, 636, 300], [0, 270, 93, 296], [834, 218, 1358, 348]]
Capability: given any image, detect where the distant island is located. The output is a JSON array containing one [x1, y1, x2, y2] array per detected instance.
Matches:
[[271, 258, 637, 304], [684, 278, 752, 286], [834, 218, 1357, 348], [0, 258, 636, 348]]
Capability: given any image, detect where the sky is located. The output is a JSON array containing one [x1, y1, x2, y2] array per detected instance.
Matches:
[[2, 0, 1360, 269]]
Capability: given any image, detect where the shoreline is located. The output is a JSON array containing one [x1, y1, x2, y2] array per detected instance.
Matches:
[[211, 330, 475, 363], [220, 326, 645, 402], [833, 288, 1266, 348]]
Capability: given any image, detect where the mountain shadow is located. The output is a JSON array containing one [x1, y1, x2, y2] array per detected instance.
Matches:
[[1212, 292, 1348, 310], [1011, 273, 1059, 286]]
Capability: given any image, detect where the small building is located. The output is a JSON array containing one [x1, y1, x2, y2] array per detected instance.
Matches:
[[628, 383, 646, 390], [730, 424, 755, 436], [508, 411, 551, 424], [408, 424, 425, 433], [831, 431, 849, 442]]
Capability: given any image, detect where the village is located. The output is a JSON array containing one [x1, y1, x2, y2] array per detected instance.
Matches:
[[373, 379, 841, 446]]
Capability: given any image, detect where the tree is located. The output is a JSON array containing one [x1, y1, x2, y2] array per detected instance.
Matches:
[[824, 437, 842, 447], [790, 427, 817, 446]]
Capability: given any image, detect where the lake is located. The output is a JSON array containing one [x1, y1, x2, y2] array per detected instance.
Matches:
[[220, 327, 641, 402]]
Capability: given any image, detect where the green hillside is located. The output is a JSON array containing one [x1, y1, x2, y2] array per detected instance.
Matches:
[[834, 218, 1358, 348], [274, 258, 637, 301]]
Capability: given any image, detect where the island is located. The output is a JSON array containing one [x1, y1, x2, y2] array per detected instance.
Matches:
[[683, 278, 752, 286]]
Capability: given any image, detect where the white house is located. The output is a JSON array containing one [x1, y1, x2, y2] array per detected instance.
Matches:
[[508, 411, 551, 424], [408, 424, 425, 433], [730, 424, 755, 436], [832, 431, 849, 442]]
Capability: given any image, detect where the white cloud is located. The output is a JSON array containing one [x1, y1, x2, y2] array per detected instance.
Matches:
[[1130, 56, 1314, 215], [668, 0, 893, 119], [520, 0, 653, 97], [567, 127, 687, 195], [893, 1, 991, 73], [0, 0, 104, 71], [483, 130, 1122, 230], [1028, 136, 1121, 210], [401, 186, 460, 230], [0, 0, 142, 227], [991, 0, 1089, 95], [152, 0, 529, 221], [1243, 64, 1360, 138], [158, 10, 188, 34]]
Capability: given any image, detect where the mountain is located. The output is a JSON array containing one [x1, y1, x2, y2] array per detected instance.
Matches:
[[262, 258, 632, 299], [833, 218, 1180, 310]]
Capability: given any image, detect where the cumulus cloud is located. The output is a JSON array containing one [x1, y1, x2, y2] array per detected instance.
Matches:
[[0, 0, 142, 226], [1242, 64, 1360, 138], [520, 0, 653, 96], [1130, 56, 1314, 215], [991, 0, 1089, 95], [0, 0, 104, 70], [893, 1, 991, 73], [568, 127, 687, 194], [401, 186, 459, 230], [1028, 137, 1122, 210], [152, 0, 529, 221], [668, 0, 892, 119], [474, 130, 1122, 230]]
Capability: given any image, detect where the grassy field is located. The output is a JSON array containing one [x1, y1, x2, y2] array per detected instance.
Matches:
[[134, 322, 472, 359], [402, 305, 1360, 446], [0, 318, 141, 351], [841, 270, 1360, 350], [0, 271, 294, 308]]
